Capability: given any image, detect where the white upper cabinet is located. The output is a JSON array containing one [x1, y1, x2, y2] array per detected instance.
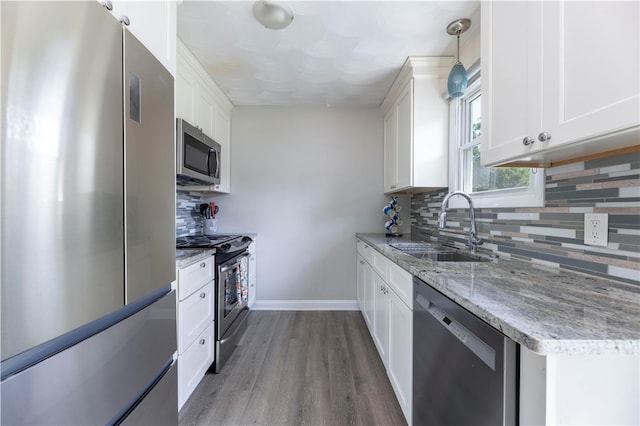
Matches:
[[481, 1, 640, 167], [176, 39, 234, 193], [382, 57, 453, 194], [102, 0, 177, 76]]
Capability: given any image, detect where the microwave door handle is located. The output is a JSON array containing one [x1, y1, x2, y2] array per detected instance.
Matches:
[[216, 149, 220, 178]]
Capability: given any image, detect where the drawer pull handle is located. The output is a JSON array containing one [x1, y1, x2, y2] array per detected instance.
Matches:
[[199, 339, 206, 345], [200, 292, 206, 298], [200, 262, 206, 268]]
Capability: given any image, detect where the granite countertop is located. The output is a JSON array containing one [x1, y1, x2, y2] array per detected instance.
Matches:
[[176, 248, 215, 269], [356, 233, 640, 356]]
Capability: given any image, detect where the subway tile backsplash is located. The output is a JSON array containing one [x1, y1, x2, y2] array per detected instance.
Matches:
[[411, 151, 640, 286]]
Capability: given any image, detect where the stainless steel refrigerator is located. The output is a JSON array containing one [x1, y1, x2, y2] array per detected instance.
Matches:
[[1, 2, 177, 424]]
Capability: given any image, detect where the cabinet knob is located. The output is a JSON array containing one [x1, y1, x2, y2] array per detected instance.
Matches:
[[200, 262, 206, 268], [199, 339, 206, 345], [522, 136, 535, 146], [390, 185, 397, 189], [538, 131, 552, 142], [359, 260, 365, 264], [200, 292, 206, 298], [101, 1, 113, 11], [119, 15, 130, 26]]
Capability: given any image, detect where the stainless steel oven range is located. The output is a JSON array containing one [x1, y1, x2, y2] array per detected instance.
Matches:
[[176, 234, 253, 373]]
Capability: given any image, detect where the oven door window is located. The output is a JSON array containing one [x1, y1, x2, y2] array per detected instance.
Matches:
[[223, 256, 248, 318], [183, 133, 212, 177]]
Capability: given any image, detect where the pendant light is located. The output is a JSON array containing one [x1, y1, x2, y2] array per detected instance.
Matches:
[[446, 18, 471, 98]]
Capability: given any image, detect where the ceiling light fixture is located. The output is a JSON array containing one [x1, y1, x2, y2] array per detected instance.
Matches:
[[446, 18, 471, 98], [252, 1, 294, 30]]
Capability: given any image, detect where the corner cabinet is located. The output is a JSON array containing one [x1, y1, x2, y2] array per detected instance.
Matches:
[[481, 1, 640, 167], [100, 0, 176, 76], [356, 239, 412, 425], [176, 39, 233, 193], [382, 57, 453, 194]]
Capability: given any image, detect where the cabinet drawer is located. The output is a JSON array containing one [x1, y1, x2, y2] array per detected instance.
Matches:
[[178, 256, 214, 300], [357, 239, 374, 264], [371, 249, 389, 281], [388, 262, 413, 309], [178, 281, 214, 354], [178, 322, 214, 410]]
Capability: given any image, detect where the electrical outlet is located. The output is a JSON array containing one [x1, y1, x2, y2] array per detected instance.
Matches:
[[584, 213, 608, 247]]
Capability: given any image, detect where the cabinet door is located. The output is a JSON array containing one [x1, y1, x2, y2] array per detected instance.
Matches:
[[481, 0, 544, 166], [176, 54, 197, 123], [178, 323, 214, 410], [388, 289, 413, 424], [178, 281, 214, 354], [195, 88, 216, 138], [542, 1, 639, 148], [372, 273, 389, 367], [362, 262, 374, 330], [248, 243, 256, 307], [108, 0, 176, 76], [356, 255, 366, 313], [383, 108, 397, 193], [213, 107, 231, 193], [395, 80, 413, 190]]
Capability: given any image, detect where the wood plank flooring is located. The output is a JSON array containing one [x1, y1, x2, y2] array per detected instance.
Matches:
[[179, 311, 407, 426]]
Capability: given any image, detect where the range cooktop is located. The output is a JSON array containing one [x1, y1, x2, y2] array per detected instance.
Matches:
[[176, 234, 239, 249]]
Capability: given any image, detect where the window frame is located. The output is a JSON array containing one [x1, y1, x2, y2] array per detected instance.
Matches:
[[447, 71, 544, 209]]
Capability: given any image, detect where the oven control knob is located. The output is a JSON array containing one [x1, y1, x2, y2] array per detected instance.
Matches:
[[221, 243, 231, 251]]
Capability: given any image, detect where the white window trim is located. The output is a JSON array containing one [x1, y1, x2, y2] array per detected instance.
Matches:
[[447, 76, 544, 209]]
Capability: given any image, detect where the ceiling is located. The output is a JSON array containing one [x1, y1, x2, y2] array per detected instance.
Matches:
[[177, 1, 480, 107]]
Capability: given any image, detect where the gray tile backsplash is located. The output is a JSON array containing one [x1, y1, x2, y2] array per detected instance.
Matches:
[[176, 190, 205, 237], [411, 152, 640, 285]]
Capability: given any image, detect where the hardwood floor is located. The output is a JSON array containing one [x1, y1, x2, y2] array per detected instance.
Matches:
[[179, 311, 407, 426]]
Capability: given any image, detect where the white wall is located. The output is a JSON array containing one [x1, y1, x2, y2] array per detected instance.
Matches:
[[207, 107, 388, 306]]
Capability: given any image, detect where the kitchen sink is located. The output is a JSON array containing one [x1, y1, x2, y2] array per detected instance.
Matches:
[[389, 242, 489, 262]]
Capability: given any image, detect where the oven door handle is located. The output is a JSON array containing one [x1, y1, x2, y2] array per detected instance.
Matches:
[[219, 264, 237, 273]]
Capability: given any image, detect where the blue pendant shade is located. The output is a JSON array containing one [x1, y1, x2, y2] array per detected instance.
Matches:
[[448, 62, 467, 98], [446, 18, 471, 98]]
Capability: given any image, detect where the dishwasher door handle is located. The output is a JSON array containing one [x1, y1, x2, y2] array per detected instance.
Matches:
[[415, 293, 496, 371]]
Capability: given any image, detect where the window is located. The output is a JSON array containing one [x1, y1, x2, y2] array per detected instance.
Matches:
[[448, 70, 544, 208]]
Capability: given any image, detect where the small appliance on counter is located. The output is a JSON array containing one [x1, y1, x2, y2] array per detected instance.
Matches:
[[176, 234, 253, 373], [383, 196, 403, 237]]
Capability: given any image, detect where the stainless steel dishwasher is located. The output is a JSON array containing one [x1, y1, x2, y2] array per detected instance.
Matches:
[[413, 277, 518, 426]]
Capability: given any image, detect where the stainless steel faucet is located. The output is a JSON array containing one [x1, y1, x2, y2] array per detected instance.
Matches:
[[438, 191, 484, 252]]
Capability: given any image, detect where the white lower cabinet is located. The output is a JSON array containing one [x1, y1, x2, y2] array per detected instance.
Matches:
[[178, 323, 214, 410], [356, 239, 412, 424], [387, 288, 412, 423], [176, 255, 215, 410], [372, 272, 389, 368], [248, 241, 257, 308]]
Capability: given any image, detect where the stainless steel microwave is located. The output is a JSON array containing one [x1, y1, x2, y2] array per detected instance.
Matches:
[[176, 118, 221, 185]]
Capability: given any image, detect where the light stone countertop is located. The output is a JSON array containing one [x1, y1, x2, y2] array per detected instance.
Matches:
[[356, 233, 640, 356], [176, 248, 215, 269]]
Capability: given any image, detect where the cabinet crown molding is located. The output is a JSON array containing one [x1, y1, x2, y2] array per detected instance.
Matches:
[[381, 56, 454, 113]]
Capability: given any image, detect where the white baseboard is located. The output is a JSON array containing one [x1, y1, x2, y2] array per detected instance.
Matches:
[[251, 299, 359, 311]]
